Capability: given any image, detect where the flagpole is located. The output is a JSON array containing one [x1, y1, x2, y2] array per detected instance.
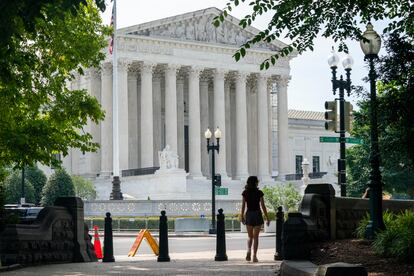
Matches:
[[110, 0, 123, 200]]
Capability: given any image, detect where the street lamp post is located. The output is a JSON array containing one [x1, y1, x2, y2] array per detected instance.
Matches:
[[205, 127, 222, 235], [327, 50, 353, 196], [360, 23, 385, 238]]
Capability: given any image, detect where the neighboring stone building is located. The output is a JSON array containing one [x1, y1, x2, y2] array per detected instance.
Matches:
[[41, 8, 343, 199]]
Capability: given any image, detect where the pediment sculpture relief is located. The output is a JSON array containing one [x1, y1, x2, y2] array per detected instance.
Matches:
[[127, 15, 279, 52]]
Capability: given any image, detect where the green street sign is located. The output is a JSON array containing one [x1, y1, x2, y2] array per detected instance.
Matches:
[[319, 136, 339, 143], [215, 187, 228, 196], [320, 136, 363, 144], [345, 137, 363, 144]]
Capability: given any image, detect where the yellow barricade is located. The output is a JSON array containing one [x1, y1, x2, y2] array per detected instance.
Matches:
[[128, 229, 159, 257]]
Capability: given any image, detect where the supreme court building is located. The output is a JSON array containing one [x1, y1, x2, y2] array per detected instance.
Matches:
[[49, 8, 341, 199]]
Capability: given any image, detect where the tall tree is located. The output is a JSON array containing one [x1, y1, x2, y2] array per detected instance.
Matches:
[[214, 0, 413, 68], [0, 0, 109, 169]]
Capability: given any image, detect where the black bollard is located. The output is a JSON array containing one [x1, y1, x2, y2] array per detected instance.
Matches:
[[215, 208, 228, 261], [157, 210, 170, 262], [274, 206, 284, 260], [102, 212, 115, 262]]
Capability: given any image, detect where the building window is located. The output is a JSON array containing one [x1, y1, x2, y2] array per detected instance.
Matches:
[[312, 156, 320, 173], [295, 155, 303, 174]]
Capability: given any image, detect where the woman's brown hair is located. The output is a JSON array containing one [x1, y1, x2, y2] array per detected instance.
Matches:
[[244, 176, 259, 190]]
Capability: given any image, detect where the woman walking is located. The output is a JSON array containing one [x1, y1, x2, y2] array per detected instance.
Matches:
[[241, 176, 270, 262]]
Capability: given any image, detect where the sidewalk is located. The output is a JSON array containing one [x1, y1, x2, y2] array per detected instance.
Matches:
[[1, 249, 281, 275], [109, 231, 276, 238]]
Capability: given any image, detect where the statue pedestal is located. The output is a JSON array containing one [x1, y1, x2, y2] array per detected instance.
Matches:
[[152, 168, 188, 193]]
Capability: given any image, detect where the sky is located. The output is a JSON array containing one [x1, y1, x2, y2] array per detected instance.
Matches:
[[101, 0, 388, 112]]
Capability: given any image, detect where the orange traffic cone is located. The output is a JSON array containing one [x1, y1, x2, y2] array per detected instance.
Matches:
[[94, 226, 103, 259]]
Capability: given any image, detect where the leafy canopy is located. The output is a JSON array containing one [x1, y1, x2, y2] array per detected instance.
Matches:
[[0, 0, 110, 169], [262, 183, 301, 212], [41, 169, 75, 206], [72, 175, 97, 201], [214, 0, 414, 69]]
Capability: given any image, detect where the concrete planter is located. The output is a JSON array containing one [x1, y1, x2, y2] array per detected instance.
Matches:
[[264, 221, 276, 233]]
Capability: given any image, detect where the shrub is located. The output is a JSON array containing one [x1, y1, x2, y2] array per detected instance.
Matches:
[[2, 171, 35, 204], [372, 210, 414, 261], [72, 175, 97, 201], [41, 169, 75, 206], [355, 210, 394, 239], [262, 183, 301, 212], [25, 166, 47, 205]]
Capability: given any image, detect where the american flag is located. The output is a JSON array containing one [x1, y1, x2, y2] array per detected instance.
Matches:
[[109, 0, 115, 54]]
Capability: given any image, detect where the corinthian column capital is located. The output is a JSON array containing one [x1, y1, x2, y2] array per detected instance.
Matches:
[[277, 75, 291, 88], [141, 62, 157, 73], [214, 68, 228, 80], [118, 58, 132, 71], [101, 62, 112, 77]]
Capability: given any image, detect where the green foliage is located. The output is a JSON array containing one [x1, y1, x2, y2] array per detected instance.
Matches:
[[72, 175, 97, 201], [355, 211, 394, 239], [262, 183, 301, 212], [347, 34, 414, 198], [214, 0, 413, 69], [0, 0, 109, 169], [24, 166, 47, 205], [2, 171, 35, 204], [372, 210, 414, 261], [41, 169, 75, 206]]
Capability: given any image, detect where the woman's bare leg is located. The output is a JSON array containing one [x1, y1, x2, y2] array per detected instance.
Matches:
[[252, 226, 261, 262], [246, 225, 254, 260]]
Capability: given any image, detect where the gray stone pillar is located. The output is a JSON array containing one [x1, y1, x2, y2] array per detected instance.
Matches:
[[140, 62, 156, 168], [188, 66, 204, 178], [177, 77, 185, 169], [200, 77, 210, 176], [234, 72, 249, 179], [153, 75, 162, 167], [213, 69, 228, 179], [117, 59, 130, 171], [100, 63, 113, 177], [165, 64, 180, 154], [128, 66, 139, 169], [277, 76, 290, 179], [257, 74, 272, 181]]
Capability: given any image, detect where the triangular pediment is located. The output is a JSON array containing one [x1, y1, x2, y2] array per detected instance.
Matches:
[[119, 7, 286, 52]]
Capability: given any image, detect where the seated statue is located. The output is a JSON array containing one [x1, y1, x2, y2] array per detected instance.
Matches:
[[158, 145, 179, 170]]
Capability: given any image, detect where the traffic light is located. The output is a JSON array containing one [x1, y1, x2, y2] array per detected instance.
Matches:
[[344, 101, 353, 132], [214, 174, 221, 187], [324, 100, 337, 131]]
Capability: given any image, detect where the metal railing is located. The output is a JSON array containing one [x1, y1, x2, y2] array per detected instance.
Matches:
[[285, 172, 327, 181], [121, 167, 160, 177]]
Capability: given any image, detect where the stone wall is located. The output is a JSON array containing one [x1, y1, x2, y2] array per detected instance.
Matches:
[[0, 197, 96, 266], [333, 196, 414, 239], [84, 199, 241, 217]]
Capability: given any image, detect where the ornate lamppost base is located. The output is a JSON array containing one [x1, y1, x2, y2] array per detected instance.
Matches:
[[110, 176, 123, 200]]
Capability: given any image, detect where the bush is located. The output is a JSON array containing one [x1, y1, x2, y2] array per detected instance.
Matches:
[[355, 210, 394, 239], [262, 183, 301, 212], [72, 175, 97, 201], [41, 169, 75, 206], [372, 210, 414, 261], [25, 166, 47, 205], [2, 171, 35, 204]]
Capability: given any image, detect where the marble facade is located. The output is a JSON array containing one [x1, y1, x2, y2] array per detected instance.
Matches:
[[62, 7, 295, 186]]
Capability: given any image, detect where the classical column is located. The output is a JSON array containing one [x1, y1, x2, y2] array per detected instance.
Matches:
[[165, 64, 180, 154], [200, 76, 210, 176], [153, 75, 162, 167], [257, 73, 272, 181], [225, 81, 232, 177], [188, 66, 204, 178], [100, 63, 113, 177], [235, 72, 249, 179], [128, 66, 139, 169], [213, 69, 228, 178], [140, 62, 156, 168], [87, 68, 101, 176], [117, 59, 130, 171], [277, 76, 290, 179], [177, 77, 185, 169]]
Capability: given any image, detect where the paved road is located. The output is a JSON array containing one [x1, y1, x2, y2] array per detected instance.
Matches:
[[114, 233, 275, 256]]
